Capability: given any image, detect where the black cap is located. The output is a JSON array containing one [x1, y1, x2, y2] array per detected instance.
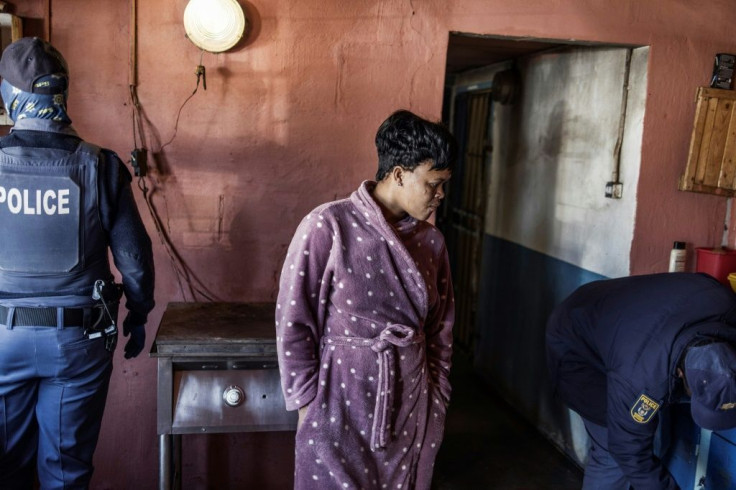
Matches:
[[0, 37, 68, 94]]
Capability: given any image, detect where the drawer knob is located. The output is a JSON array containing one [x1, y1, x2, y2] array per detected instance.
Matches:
[[223, 385, 245, 407]]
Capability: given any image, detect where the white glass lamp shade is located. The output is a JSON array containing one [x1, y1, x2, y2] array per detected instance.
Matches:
[[183, 0, 246, 53]]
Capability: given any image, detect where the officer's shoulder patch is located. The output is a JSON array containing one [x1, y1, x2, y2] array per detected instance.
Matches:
[[631, 393, 660, 424]]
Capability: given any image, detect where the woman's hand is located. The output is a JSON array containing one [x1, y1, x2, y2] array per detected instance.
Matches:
[[297, 404, 309, 429]]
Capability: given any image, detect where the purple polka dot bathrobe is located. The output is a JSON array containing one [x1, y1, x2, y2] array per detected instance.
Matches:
[[276, 181, 455, 490]]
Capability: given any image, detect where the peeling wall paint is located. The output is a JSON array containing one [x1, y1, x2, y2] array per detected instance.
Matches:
[[481, 46, 648, 278]]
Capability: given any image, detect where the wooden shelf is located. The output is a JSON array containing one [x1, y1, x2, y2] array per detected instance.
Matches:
[[679, 87, 736, 196]]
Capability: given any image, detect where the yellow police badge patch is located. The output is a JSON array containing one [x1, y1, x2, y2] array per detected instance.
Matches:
[[631, 394, 660, 423]]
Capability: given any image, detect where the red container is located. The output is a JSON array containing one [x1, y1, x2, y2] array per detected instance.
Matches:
[[696, 247, 736, 285]]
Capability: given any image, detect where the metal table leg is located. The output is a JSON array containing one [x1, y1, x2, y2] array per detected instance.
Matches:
[[159, 433, 182, 490], [173, 434, 182, 490], [159, 434, 171, 490]]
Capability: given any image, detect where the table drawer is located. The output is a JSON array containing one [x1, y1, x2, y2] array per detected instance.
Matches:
[[171, 368, 296, 433]]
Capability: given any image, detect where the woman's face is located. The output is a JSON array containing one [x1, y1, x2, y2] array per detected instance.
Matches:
[[398, 160, 452, 221]]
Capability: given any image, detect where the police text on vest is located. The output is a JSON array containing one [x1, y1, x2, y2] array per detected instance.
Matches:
[[0, 186, 71, 215]]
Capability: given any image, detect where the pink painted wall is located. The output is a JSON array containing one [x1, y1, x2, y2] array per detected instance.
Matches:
[[10, 0, 736, 487]]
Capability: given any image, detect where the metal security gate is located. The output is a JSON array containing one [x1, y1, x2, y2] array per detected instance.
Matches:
[[439, 91, 491, 354]]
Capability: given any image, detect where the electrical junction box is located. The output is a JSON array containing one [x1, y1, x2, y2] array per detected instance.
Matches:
[[605, 181, 623, 199]]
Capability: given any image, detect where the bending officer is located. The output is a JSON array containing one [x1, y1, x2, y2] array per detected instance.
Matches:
[[547, 272, 736, 489]]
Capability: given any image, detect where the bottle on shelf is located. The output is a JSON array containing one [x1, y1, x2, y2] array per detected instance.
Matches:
[[669, 241, 686, 273]]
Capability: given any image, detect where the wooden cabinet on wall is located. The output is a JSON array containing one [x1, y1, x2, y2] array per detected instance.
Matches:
[[679, 87, 736, 196]]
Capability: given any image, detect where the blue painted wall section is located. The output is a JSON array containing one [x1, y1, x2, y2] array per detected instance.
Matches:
[[473, 233, 604, 456]]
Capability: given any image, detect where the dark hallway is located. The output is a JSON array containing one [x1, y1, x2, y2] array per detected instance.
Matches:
[[433, 353, 584, 489]]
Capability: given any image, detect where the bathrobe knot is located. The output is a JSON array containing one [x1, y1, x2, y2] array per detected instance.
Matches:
[[370, 323, 421, 353]]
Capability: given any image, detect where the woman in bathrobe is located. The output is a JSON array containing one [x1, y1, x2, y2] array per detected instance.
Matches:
[[276, 110, 457, 490]]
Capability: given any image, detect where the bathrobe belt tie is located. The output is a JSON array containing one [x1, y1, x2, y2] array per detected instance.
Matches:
[[323, 323, 424, 450]]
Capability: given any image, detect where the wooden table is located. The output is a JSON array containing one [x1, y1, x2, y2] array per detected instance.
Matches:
[[151, 302, 296, 490]]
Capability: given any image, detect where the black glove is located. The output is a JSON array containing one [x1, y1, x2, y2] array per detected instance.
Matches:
[[123, 323, 146, 359]]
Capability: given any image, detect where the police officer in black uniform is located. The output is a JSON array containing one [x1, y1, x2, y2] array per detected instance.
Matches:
[[0, 38, 155, 489], [547, 272, 736, 489]]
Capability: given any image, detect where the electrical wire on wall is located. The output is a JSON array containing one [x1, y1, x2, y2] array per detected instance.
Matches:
[[159, 49, 206, 153], [128, 0, 218, 303]]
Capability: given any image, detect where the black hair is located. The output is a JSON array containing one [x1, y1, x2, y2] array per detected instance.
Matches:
[[374, 110, 457, 181]]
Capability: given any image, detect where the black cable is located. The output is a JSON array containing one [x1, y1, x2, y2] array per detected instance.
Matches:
[[127, 48, 220, 302], [160, 49, 206, 153]]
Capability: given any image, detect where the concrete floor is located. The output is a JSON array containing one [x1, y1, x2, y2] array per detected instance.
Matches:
[[432, 353, 584, 490], [177, 351, 584, 489]]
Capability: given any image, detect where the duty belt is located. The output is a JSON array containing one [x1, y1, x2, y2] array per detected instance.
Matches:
[[0, 305, 99, 328], [323, 324, 425, 451]]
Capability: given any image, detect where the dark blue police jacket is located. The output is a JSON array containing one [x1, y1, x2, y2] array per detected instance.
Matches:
[[547, 272, 736, 489], [0, 121, 154, 326]]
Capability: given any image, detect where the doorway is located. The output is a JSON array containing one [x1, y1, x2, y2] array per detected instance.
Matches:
[[439, 32, 649, 466], [437, 90, 492, 353]]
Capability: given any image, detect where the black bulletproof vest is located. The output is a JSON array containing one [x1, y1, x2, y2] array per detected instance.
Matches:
[[0, 141, 111, 300]]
